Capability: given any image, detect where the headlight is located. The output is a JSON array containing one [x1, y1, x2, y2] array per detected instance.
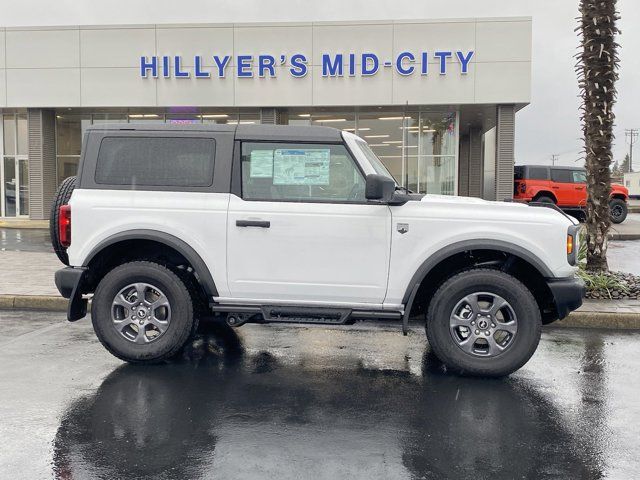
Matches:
[[566, 225, 581, 266]]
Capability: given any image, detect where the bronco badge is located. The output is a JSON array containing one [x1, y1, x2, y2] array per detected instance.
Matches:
[[397, 223, 409, 234]]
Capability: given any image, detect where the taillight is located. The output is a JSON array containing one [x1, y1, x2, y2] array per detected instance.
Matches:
[[59, 204, 71, 247]]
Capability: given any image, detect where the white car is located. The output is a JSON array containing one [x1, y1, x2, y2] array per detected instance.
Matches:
[[53, 124, 583, 376]]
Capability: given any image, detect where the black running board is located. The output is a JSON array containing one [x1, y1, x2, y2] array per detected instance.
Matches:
[[262, 306, 351, 324], [210, 303, 402, 326]]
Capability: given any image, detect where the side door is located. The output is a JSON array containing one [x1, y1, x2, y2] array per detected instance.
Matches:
[[571, 169, 587, 207], [549, 168, 575, 206], [226, 141, 392, 306]]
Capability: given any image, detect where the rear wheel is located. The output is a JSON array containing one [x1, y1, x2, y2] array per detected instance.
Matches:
[[426, 269, 541, 377], [49, 176, 76, 265], [609, 198, 627, 224], [91, 261, 197, 364]]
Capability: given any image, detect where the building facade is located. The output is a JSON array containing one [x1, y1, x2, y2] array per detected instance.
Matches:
[[0, 17, 532, 219]]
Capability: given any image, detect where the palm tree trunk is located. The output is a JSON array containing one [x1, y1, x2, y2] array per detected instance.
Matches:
[[577, 0, 620, 272]]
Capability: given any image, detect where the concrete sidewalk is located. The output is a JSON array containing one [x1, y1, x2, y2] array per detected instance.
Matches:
[[1, 251, 639, 329], [0, 251, 60, 296]]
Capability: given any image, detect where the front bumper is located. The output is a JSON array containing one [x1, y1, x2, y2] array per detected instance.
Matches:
[[55, 266, 88, 321], [547, 276, 585, 320]]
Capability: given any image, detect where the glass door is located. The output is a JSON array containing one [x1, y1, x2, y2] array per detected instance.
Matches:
[[3, 157, 16, 217], [2, 114, 29, 217]]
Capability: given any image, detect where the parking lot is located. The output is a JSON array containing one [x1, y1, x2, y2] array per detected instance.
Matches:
[[0, 310, 638, 479]]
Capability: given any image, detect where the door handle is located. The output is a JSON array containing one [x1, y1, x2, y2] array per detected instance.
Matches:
[[236, 220, 271, 228]]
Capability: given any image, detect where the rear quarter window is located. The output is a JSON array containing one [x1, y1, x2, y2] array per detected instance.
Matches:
[[95, 136, 215, 187], [514, 166, 524, 180], [526, 167, 548, 180]]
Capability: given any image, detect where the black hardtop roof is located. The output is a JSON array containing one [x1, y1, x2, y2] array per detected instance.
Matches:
[[86, 123, 343, 143], [517, 164, 585, 171]]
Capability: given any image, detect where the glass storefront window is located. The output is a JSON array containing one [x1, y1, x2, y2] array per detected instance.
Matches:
[[56, 114, 90, 185], [202, 112, 232, 124], [311, 109, 355, 133], [423, 156, 456, 195], [17, 115, 28, 155], [166, 114, 201, 124], [56, 114, 90, 156], [43, 108, 459, 198], [238, 110, 260, 125], [358, 111, 404, 184], [128, 113, 164, 123], [57, 156, 80, 184], [286, 111, 311, 126], [91, 113, 127, 124], [3, 116, 16, 155], [419, 112, 456, 157]]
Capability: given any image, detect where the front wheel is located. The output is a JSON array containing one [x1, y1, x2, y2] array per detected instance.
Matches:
[[426, 269, 541, 377], [609, 198, 628, 224], [91, 261, 197, 364]]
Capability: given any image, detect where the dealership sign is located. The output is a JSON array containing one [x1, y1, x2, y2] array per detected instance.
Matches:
[[140, 51, 474, 79]]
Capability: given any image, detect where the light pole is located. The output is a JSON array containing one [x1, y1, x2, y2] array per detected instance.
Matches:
[[625, 128, 638, 172]]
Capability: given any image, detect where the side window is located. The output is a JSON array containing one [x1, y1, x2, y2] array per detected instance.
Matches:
[[528, 167, 548, 180], [95, 136, 215, 187], [241, 142, 366, 202], [550, 169, 573, 183], [572, 171, 587, 183]]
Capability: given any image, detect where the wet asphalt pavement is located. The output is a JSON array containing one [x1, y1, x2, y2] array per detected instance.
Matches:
[[0, 311, 638, 479]]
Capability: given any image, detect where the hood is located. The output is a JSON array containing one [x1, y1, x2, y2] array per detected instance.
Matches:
[[612, 183, 629, 195], [417, 194, 577, 225], [421, 194, 527, 208]]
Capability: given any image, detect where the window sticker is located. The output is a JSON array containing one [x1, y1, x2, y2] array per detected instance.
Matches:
[[249, 150, 274, 178], [273, 149, 330, 185]]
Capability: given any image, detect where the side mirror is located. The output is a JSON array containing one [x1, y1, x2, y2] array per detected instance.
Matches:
[[365, 174, 395, 202]]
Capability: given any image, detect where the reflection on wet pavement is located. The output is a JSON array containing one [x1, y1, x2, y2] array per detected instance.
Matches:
[[0, 227, 52, 252], [0, 311, 638, 479]]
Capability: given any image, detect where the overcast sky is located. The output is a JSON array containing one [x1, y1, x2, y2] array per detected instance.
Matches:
[[1, 0, 638, 168]]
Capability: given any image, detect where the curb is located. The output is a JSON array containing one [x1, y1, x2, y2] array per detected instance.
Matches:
[[555, 311, 640, 329], [1, 295, 639, 330], [0, 220, 49, 230], [0, 295, 70, 311], [609, 233, 640, 241]]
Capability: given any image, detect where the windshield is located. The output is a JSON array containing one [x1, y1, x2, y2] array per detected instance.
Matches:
[[355, 139, 397, 184]]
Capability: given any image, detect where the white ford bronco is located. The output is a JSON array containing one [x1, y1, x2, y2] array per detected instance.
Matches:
[[53, 124, 584, 376]]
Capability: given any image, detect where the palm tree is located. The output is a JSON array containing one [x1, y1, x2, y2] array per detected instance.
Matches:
[[576, 0, 620, 272]]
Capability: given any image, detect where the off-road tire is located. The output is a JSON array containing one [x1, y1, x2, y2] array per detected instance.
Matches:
[[49, 176, 76, 265], [609, 198, 627, 224], [91, 261, 196, 364], [426, 268, 542, 377]]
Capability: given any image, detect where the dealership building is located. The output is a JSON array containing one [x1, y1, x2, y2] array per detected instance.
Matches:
[[0, 17, 531, 219]]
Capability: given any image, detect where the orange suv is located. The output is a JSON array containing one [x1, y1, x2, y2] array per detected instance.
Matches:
[[514, 165, 629, 223]]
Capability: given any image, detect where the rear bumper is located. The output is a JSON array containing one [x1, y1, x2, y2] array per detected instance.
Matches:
[[547, 276, 585, 320], [54, 266, 88, 321]]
